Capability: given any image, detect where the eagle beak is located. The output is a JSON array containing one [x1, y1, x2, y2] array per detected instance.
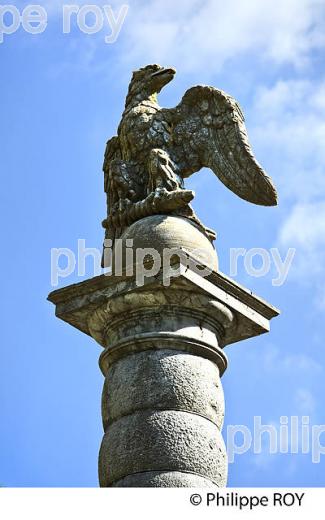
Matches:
[[151, 67, 176, 79]]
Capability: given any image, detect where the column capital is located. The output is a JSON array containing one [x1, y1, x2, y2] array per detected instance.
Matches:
[[48, 255, 279, 351]]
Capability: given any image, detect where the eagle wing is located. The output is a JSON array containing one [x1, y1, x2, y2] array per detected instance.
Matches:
[[168, 86, 277, 206]]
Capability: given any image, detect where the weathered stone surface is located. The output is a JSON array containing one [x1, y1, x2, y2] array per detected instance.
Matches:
[[102, 64, 277, 250], [111, 214, 218, 272], [96, 281, 230, 488], [112, 471, 219, 488], [99, 410, 227, 487], [102, 349, 225, 429], [48, 260, 279, 349]]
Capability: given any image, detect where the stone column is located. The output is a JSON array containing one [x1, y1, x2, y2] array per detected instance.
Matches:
[[96, 288, 231, 487], [48, 216, 279, 488]]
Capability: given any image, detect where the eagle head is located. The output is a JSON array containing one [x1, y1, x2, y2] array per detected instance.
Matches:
[[125, 64, 176, 106]]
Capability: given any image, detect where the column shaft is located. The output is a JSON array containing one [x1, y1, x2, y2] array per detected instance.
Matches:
[[96, 289, 231, 487]]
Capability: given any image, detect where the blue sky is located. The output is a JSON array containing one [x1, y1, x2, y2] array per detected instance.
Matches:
[[1, 0, 325, 486]]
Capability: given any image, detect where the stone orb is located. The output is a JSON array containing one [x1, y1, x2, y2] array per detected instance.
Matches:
[[109, 215, 218, 272]]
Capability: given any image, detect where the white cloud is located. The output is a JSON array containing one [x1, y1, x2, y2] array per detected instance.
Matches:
[[316, 292, 325, 311], [263, 345, 322, 376], [279, 202, 325, 252], [122, 0, 325, 72], [250, 78, 325, 303], [38, 0, 325, 75], [278, 202, 325, 296], [251, 79, 325, 202], [295, 388, 316, 414], [38, 0, 325, 91]]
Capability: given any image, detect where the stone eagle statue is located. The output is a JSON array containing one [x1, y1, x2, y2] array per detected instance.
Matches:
[[102, 64, 277, 245]]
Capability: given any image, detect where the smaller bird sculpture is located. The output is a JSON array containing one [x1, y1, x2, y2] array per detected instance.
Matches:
[[102, 64, 277, 245]]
